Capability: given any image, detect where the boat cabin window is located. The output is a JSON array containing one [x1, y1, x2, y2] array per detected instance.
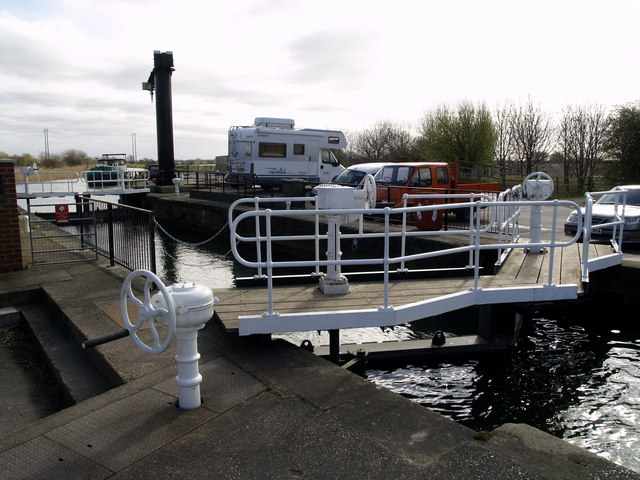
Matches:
[[259, 143, 286, 158]]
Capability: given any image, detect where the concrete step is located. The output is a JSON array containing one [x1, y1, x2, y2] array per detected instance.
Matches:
[[19, 304, 113, 404]]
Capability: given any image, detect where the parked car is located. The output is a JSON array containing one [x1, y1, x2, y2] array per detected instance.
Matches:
[[311, 162, 388, 195], [147, 164, 159, 182], [564, 185, 640, 243]]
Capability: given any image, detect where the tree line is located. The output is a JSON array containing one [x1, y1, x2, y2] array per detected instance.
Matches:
[[340, 100, 640, 191], [1, 149, 100, 169]]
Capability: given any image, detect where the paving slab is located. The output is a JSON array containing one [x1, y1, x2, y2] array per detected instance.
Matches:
[[110, 391, 429, 480], [46, 388, 216, 473]]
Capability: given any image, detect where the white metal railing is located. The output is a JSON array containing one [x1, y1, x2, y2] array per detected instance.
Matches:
[[16, 170, 81, 198], [580, 187, 628, 282], [495, 184, 523, 266], [229, 193, 588, 317], [16, 168, 151, 198], [82, 168, 150, 191]]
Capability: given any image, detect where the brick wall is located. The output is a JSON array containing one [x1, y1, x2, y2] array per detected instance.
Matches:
[[0, 160, 23, 271]]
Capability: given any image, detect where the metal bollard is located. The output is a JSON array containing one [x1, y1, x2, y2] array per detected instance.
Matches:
[[118, 270, 218, 409]]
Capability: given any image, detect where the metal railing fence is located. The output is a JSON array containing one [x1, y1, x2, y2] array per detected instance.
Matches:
[[580, 187, 628, 282], [27, 200, 98, 266], [78, 196, 156, 273], [228, 192, 593, 316]]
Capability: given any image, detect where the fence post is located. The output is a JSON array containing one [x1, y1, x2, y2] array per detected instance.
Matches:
[[107, 203, 115, 267], [149, 213, 157, 274]]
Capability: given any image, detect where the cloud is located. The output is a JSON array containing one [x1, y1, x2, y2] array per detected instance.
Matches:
[[287, 30, 374, 88]]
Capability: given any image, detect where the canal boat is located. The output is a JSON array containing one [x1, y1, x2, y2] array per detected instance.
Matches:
[[86, 154, 146, 189]]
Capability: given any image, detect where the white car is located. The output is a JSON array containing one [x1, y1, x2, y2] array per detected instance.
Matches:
[[564, 185, 640, 243], [311, 162, 388, 195]]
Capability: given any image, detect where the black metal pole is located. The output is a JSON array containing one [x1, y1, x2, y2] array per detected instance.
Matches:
[[149, 212, 157, 274], [143, 51, 176, 186], [154, 51, 175, 186], [329, 329, 340, 364], [82, 329, 129, 349], [107, 203, 115, 267]]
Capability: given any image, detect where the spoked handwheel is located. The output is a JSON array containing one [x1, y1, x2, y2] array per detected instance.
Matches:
[[120, 269, 176, 354], [362, 174, 377, 209], [523, 172, 554, 200]]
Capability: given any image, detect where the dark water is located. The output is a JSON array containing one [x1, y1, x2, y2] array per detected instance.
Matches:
[[365, 314, 640, 472]]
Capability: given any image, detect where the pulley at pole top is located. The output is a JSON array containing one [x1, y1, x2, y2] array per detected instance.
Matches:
[[142, 50, 174, 102]]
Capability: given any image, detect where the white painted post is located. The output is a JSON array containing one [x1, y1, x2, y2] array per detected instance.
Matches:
[[172, 175, 183, 195], [522, 172, 554, 254], [174, 306, 203, 410], [325, 216, 343, 282]]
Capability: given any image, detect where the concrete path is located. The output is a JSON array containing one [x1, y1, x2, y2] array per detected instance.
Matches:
[[0, 260, 638, 479]]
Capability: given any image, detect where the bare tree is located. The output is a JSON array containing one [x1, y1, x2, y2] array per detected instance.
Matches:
[[493, 103, 514, 187], [557, 108, 575, 188], [345, 121, 415, 165], [510, 100, 554, 175], [558, 104, 607, 190]]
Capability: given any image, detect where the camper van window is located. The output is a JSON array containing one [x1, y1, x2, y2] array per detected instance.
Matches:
[[293, 144, 305, 155], [321, 150, 340, 166], [244, 143, 252, 156], [328, 137, 340, 144], [259, 143, 286, 158]]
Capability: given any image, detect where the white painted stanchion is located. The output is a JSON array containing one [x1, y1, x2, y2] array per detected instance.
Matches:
[[156, 282, 217, 410], [172, 175, 184, 195], [315, 175, 376, 295], [522, 172, 554, 254], [120, 270, 218, 410]]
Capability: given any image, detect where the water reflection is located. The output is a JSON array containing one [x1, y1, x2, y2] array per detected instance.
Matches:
[[365, 316, 640, 473], [154, 225, 242, 289]]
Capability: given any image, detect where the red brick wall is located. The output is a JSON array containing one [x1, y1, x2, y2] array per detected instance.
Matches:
[[0, 160, 23, 271]]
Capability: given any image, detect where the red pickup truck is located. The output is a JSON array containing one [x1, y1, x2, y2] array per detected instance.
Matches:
[[373, 161, 502, 230]]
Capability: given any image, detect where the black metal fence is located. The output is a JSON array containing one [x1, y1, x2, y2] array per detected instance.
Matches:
[[78, 196, 156, 273], [175, 168, 259, 196]]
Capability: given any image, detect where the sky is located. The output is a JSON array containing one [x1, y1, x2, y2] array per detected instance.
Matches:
[[1, 0, 639, 161]]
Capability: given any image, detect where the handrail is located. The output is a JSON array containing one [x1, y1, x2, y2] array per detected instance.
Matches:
[[82, 168, 150, 191], [229, 193, 585, 316], [16, 170, 81, 196], [581, 187, 627, 282]]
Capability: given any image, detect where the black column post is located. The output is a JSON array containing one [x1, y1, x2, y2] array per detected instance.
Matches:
[[143, 51, 176, 186], [329, 329, 340, 364]]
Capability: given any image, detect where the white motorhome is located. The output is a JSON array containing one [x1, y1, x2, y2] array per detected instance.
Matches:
[[226, 117, 346, 189]]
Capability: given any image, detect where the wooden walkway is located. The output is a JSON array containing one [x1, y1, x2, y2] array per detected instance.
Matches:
[[214, 242, 614, 333]]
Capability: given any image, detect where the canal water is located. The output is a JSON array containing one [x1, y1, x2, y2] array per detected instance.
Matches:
[[153, 221, 640, 474]]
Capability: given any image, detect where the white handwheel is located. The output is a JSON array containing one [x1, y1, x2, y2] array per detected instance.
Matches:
[[120, 269, 176, 354], [523, 172, 554, 200], [362, 174, 377, 209]]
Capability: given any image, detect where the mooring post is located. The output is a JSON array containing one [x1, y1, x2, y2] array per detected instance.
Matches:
[[477, 305, 496, 345], [329, 329, 340, 363]]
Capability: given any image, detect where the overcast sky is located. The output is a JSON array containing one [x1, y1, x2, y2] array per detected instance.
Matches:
[[1, 0, 639, 161]]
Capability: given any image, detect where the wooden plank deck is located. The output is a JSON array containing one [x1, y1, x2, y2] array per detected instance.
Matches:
[[214, 242, 612, 333]]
